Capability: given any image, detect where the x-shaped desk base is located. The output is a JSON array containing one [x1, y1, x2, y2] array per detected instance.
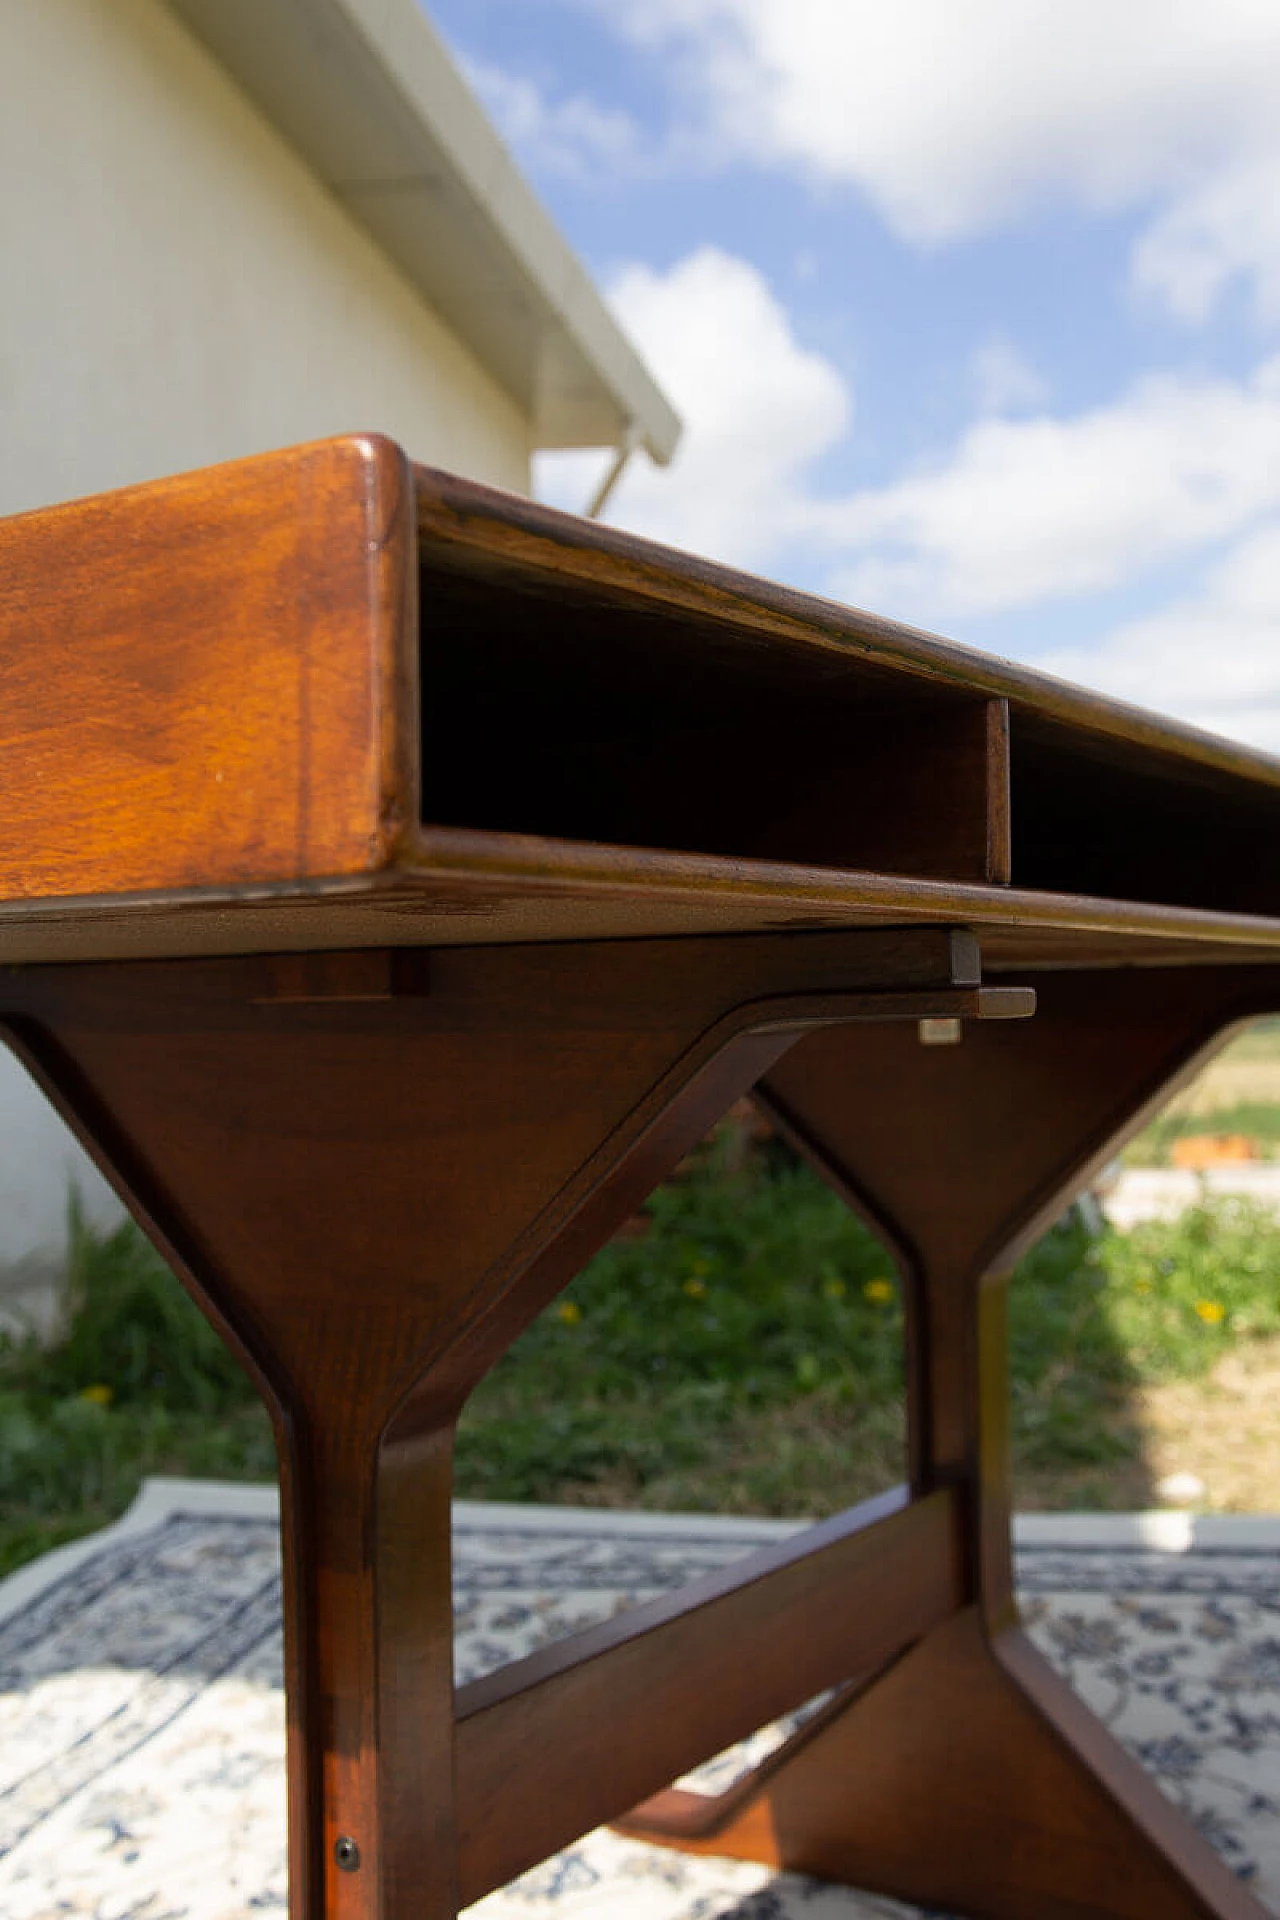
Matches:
[[4, 925, 1271, 1920]]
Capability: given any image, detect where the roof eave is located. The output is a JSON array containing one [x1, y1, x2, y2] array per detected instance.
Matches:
[[166, 0, 681, 461]]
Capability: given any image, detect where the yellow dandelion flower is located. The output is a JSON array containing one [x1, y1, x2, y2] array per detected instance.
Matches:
[[1194, 1299, 1225, 1324], [683, 1277, 706, 1298], [557, 1300, 582, 1326], [822, 1276, 847, 1301], [863, 1278, 895, 1305], [79, 1383, 113, 1407]]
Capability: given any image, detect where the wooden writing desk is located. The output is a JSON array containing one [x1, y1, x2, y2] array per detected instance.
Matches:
[[1, 435, 1277, 1918]]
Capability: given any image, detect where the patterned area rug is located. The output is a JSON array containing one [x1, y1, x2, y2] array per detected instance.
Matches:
[[0, 1481, 1277, 1918]]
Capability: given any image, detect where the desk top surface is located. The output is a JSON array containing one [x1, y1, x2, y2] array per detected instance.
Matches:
[[0, 433, 1277, 973]]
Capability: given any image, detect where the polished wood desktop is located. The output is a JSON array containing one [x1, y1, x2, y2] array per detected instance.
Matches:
[[1, 435, 1276, 1918]]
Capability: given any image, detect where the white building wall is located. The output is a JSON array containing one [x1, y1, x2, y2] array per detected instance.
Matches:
[[0, 0, 534, 1323], [0, 0, 531, 515]]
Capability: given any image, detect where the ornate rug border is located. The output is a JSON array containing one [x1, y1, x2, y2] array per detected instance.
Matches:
[[3, 1476, 1279, 1631]]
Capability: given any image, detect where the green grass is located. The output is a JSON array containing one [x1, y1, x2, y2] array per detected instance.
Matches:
[[0, 1208, 273, 1577], [454, 1126, 905, 1508], [456, 1135, 1280, 1509], [3, 1127, 1280, 1572], [1006, 1196, 1280, 1476]]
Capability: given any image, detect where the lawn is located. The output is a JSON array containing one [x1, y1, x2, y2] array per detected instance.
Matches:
[[3, 1113, 1278, 1578]]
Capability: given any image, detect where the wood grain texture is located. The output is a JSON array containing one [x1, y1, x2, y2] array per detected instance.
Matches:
[[0, 435, 416, 900], [5, 841, 1280, 966], [6, 440, 1280, 1919], [0, 438, 1276, 958], [401, 826, 1280, 961], [14, 942, 1266, 1918], [0, 927, 997, 1920], [454, 1487, 960, 1905], [985, 695, 1012, 885], [642, 1608, 1264, 1920], [612, 965, 1280, 1919]]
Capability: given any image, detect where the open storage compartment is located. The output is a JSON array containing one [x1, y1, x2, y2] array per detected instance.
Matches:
[[1007, 710, 1280, 917], [417, 549, 1011, 887]]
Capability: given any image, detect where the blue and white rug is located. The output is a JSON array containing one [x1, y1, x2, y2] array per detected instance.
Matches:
[[0, 1480, 1278, 1918]]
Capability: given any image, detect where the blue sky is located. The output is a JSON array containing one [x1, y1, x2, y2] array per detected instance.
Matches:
[[427, 0, 1280, 750]]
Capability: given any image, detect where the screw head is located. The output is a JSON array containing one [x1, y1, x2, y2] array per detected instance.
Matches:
[[334, 1836, 361, 1873]]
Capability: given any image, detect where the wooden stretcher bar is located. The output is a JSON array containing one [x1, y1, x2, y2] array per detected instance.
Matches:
[[453, 1486, 959, 1904]]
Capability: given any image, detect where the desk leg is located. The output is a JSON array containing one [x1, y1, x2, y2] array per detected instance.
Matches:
[[625, 965, 1280, 1919], [5, 935, 983, 1920]]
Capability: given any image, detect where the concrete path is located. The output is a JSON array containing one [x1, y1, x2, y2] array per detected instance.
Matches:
[[1102, 1162, 1280, 1228]]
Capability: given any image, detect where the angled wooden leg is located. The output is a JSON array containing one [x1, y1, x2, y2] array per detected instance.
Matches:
[[624, 965, 1280, 1919], [0, 927, 1000, 1920], [627, 1605, 1262, 1919]]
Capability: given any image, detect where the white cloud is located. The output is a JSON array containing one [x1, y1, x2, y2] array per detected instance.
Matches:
[[823, 357, 1280, 621], [460, 53, 644, 176], [540, 248, 1280, 756], [600, 2, 1280, 229], [972, 337, 1047, 416], [1040, 522, 1280, 751], [1133, 159, 1280, 327], [538, 246, 850, 572], [579, 0, 1280, 325], [457, 6, 1280, 329]]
